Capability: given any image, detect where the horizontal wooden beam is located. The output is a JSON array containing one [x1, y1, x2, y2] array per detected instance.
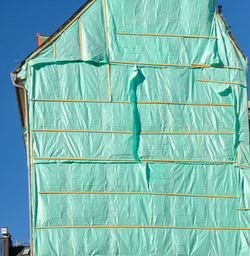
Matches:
[[30, 99, 233, 107], [196, 79, 245, 86], [34, 157, 237, 164], [35, 226, 250, 230], [117, 32, 217, 39], [111, 60, 240, 70], [32, 129, 234, 135], [39, 191, 237, 199]]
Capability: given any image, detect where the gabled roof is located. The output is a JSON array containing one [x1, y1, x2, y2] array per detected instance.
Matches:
[[16, 1, 245, 73]]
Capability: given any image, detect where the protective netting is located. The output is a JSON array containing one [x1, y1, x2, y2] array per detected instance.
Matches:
[[18, 0, 250, 255]]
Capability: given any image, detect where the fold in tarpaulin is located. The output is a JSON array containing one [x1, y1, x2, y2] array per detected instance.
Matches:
[[129, 67, 145, 162], [15, 0, 250, 255]]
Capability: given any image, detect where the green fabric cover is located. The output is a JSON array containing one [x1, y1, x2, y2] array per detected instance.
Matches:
[[18, 0, 250, 255]]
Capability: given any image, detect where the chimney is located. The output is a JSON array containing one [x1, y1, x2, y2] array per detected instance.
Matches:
[[37, 33, 50, 47], [1, 226, 12, 256], [218, 5, 222, 14]]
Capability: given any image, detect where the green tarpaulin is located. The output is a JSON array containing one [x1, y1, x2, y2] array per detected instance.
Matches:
[[16, 0, 250, 255]]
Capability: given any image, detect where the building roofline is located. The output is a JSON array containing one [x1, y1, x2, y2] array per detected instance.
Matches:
[[16, 1, 246, 73], [218, 12, 245, 59]]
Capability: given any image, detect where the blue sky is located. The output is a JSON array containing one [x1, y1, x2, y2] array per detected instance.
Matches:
[[0, 0, 249, 244]]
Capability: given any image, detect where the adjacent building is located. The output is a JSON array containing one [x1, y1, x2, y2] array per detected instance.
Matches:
[[1, 227, 30, 256]]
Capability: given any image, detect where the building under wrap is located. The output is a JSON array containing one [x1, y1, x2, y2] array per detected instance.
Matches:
[[11, 0, 250, 255]]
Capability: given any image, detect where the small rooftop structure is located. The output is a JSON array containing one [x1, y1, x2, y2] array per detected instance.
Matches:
[[1, 226, 30, 256]]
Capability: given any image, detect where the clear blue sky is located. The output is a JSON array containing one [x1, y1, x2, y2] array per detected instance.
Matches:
[[0, 0, 249, 244]]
